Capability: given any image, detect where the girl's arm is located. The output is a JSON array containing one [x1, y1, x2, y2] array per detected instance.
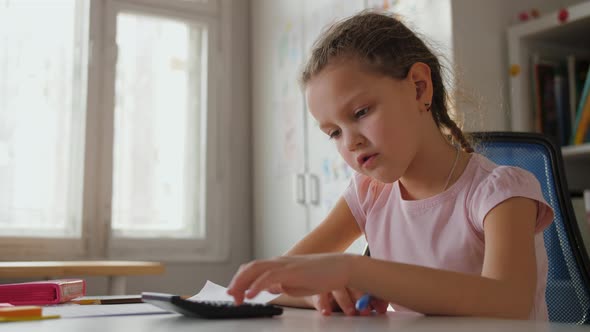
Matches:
[[229, 196, 539, 319], [272, 197, 362, 308], [285, 197, 362, 255], [349, 196, 538, 319]]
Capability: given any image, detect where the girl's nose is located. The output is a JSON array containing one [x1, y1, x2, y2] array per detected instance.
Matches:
[[345, 131, 366, 151]]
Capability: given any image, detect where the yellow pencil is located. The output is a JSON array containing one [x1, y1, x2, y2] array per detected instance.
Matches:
[[0, 306, 42, 317], [0, 315, 60, 323], [70, 299, 101, 305]]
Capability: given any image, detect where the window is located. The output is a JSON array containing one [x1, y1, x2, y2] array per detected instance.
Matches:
[[0, 0, 87, 238], [111, 12, 206, 239], [0, 0, 230, 261]]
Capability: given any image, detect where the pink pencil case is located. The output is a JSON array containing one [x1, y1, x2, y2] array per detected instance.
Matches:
[[0, 279, 86, 305]]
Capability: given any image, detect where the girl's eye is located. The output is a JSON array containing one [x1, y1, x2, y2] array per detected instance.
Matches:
[[328, 129, 341, 139], [354, 107, 369, 119]]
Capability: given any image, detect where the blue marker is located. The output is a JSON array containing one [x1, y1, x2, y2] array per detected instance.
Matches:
[[355, 293, 371, 311]]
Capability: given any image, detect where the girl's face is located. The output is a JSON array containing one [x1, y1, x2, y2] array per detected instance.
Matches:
[[306, 60, 426, 183]]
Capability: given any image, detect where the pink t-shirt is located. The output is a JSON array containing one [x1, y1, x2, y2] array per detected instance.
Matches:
[[343, 153, 554, 320]]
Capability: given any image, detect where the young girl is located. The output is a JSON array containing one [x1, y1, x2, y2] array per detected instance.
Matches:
[[227, 11, 554, 320]]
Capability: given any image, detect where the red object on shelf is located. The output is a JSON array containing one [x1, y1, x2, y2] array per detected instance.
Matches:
[[558, 8, 569, 23], [518, 11, 530, 21]]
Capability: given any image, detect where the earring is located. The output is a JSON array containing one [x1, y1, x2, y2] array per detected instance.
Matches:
[[425, 102, 431, 112]]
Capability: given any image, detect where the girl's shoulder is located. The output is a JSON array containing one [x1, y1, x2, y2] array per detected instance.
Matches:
[[466, 153, 553, 233], [468, 153, 541, 191]]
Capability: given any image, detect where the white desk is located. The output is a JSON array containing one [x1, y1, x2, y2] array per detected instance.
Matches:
[[2, 308, 590, 332]]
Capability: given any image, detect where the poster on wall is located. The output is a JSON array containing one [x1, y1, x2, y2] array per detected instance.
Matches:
[[271, 19, 305, 178]]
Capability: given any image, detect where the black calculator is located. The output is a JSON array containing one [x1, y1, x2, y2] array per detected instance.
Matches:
[[141, 292, 283, 319]]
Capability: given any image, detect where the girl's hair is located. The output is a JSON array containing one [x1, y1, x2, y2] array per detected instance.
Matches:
[[300, 11, 474, 153]]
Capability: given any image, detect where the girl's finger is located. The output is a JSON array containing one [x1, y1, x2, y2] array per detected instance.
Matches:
[[314, 293, 333, 316], [266, 283, 283, 294], [347, 288, 365, 299], [245, 268, 290, 299], [332, 288, 355, 316], [370, 298, 389, 314], [227, 260, 278, 303]]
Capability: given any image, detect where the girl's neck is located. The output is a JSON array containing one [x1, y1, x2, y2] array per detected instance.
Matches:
[[398, 132, 471, 201]]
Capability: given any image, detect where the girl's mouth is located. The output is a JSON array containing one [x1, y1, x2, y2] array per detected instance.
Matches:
[[358, 153, 378, 168]]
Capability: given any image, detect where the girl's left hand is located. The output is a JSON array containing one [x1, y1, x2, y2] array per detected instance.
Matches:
[[226, 253, 356, 305]]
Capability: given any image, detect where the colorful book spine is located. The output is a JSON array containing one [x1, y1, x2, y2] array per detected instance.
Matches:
[[533, 61, 559, 140], [573, 97, 590, 144], [566, 56, 590, 130], [554, 71, 571, 145], [571, 66, 590, 144]]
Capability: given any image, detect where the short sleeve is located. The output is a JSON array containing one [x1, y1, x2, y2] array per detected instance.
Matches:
[[342, 172, 384, 232], [469, 166, 554, 234]]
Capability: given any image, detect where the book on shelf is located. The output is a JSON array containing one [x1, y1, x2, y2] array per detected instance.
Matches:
[[554, 69, 571, 146], [566, 56, 590, 127], [571, 65, 590, 145], [573, 96, 590, 144], [531, 55, 564, 145], [530, 54, 590, 146]]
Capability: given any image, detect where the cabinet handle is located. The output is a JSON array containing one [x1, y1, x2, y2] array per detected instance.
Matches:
[[309, 174, 320, 206], [295, 173, 306, 205]]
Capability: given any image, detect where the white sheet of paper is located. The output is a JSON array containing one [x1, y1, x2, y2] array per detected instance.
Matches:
[[188, 280, 280, 304], [43, 303, 170, 318]]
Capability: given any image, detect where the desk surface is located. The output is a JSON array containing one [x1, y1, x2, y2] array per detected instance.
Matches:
[[2, 308, 590, 332]]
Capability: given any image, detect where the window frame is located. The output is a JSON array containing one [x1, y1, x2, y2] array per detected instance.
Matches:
[[0, 0, 232, 262]]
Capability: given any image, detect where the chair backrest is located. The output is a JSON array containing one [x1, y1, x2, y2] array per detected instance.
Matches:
[[473, 132, 590, 324]]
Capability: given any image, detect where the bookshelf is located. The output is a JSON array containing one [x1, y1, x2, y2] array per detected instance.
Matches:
[[507, 2, 590, 188]]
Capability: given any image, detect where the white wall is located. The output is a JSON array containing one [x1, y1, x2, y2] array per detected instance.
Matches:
[[451, 0, 508, 131]]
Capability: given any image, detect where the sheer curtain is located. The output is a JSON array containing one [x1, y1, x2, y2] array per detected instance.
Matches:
[[0, 0, 87, 237], [0, 0, 222, 260]]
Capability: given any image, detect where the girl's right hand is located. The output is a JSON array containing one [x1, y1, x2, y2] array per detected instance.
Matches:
[[308, 289, 389, 316]]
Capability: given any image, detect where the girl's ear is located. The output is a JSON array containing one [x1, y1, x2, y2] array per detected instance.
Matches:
[[415, 80, 427, 100], [409, 62, 433, 102]]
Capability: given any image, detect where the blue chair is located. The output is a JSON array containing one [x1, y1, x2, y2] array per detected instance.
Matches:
[[473, 131, 590, 324]]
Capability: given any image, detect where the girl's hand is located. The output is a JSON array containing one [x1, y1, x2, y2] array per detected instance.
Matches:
[[227, 254, 355, 305], [309, 289, 389, 316]]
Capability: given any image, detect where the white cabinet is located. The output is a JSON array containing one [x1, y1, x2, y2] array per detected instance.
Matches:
[[251, 0, 308, 258], [251, 0, 365, 259]]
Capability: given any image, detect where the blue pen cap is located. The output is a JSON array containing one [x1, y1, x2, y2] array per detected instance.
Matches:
[[355, 294, 371, 311]]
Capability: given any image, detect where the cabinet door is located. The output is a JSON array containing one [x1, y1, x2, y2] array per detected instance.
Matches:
[[252, 0, 308, 258], [302, 0, 367, 254]]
